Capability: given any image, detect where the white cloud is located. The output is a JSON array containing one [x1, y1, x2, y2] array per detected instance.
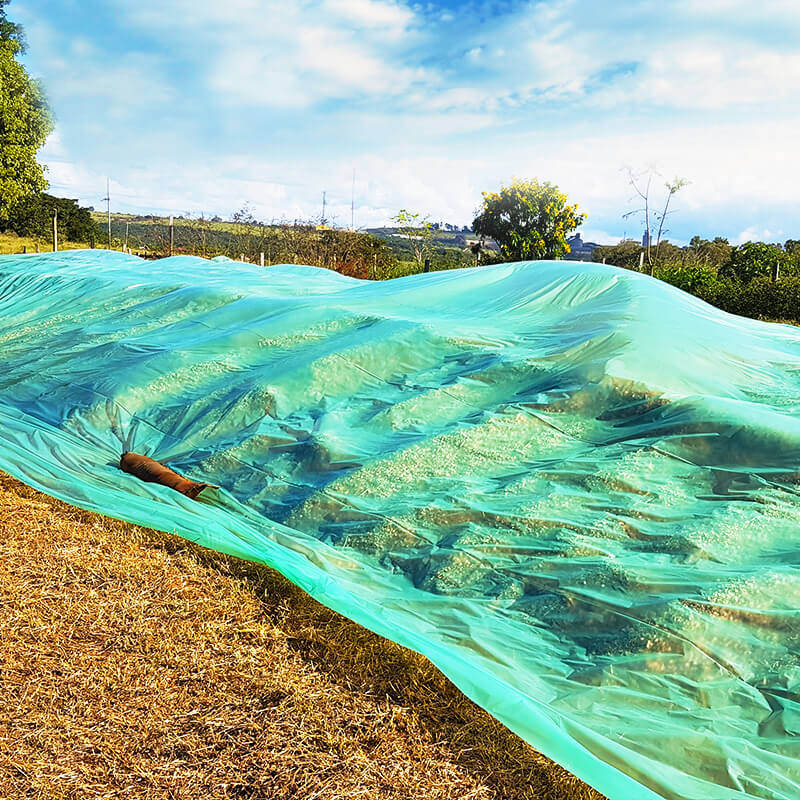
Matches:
[[324, 0, 413, 32], [112, 0, 427, 109], [735, 227, 785, 245], [18, 0, 800, 242]]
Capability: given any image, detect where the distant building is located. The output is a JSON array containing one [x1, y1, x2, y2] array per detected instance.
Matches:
[[565, 233, 599, 260], [642, 230, 651, 248], [466, 238, 499, 251]]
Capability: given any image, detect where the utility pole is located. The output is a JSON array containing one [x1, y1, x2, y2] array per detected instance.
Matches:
[[351, 169, 355, 231], [321, 191, 326, 225], [102, 178, 111, 248]]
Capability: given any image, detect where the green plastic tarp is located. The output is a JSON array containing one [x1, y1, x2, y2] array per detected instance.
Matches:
[[0, 250, 798, 800]]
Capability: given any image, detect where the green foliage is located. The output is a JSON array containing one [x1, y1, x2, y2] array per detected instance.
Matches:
[[392, 209, 434, 265], [593, 234, 800, 324], [592, 239, 643, 270], [594, 235, 733, 275], [109, 216, 399, 278], [0, 1, 23, 47], [686, 236, 733, 271], [2, 193, 99, 242], [785, 239, 800, 259], [689, 276, 800, 322], [654, 264, 720, 294], [472, 178, 586, 261], [0, 1, 54, 220], [720, 241, 795, 283]]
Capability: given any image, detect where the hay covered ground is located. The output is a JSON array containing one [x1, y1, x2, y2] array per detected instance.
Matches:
[[0, 473, 603, 800]]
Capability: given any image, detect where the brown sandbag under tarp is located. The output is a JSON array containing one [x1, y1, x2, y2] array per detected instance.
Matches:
[[120, 452, 216, 499]]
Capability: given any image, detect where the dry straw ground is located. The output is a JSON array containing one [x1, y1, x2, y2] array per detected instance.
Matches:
[[0, 472, 603, 800]]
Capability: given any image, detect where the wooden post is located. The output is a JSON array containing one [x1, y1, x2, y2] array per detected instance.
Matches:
[[240, 254, 245, 262], [52, 208, 58, 252], [638, 251, 644, 271], [260, 252, 265, 267], [169, 216, 174, 256], [373, 253, 377, 279]]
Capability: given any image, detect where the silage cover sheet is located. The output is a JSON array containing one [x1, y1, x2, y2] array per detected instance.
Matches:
[[1, 250, 799, 800]]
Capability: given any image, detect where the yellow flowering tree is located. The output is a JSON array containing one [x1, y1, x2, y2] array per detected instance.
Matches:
[[472, 178, 586, 261]]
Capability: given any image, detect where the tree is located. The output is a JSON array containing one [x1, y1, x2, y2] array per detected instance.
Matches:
[[685, 236, 732, 272], [392, 209, 434, 267], [593, 239, 645, 271], [0, 0, 54, 220], [472, 178, 586, 261], [1, 192, 99, 241], [720, 242, 787, 283], [622, 168, 688, 274]]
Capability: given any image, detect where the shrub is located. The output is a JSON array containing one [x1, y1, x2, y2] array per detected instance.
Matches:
[[2, 193, 99, 242]]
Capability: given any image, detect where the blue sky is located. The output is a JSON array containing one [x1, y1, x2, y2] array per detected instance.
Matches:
[[15, 0, 800, 244]]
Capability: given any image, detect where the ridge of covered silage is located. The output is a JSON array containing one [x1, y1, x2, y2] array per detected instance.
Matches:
[[0, 250, 798, 800]]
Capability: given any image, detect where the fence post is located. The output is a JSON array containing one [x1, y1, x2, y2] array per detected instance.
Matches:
[[52, 208, 58, 252], [260, 252, 265, 267]]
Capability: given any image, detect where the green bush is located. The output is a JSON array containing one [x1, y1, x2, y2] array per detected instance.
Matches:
[[653, 265, 719, 294], [719, 242, 787, 283], [2, 193, 99, 242], [674, 275, 800, 322]]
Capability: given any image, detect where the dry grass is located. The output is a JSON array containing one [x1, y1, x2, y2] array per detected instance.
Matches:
[[0, 472, 603, 800], [0, 233, 92, 255]]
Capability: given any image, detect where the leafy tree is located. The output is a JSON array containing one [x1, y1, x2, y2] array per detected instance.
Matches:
[[392, 209, 434, 266], [472, 178, 586, 261], [784, 239, 800, 271], [592, 239, 644, 270], [719, 242, 787, 283], [0, 0, 54, 220], [1, 192, 99, 241], [686, 236, 732, 272]]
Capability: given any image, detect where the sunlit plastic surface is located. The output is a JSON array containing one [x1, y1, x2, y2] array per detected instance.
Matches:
[[1, 251, 798, 800]]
